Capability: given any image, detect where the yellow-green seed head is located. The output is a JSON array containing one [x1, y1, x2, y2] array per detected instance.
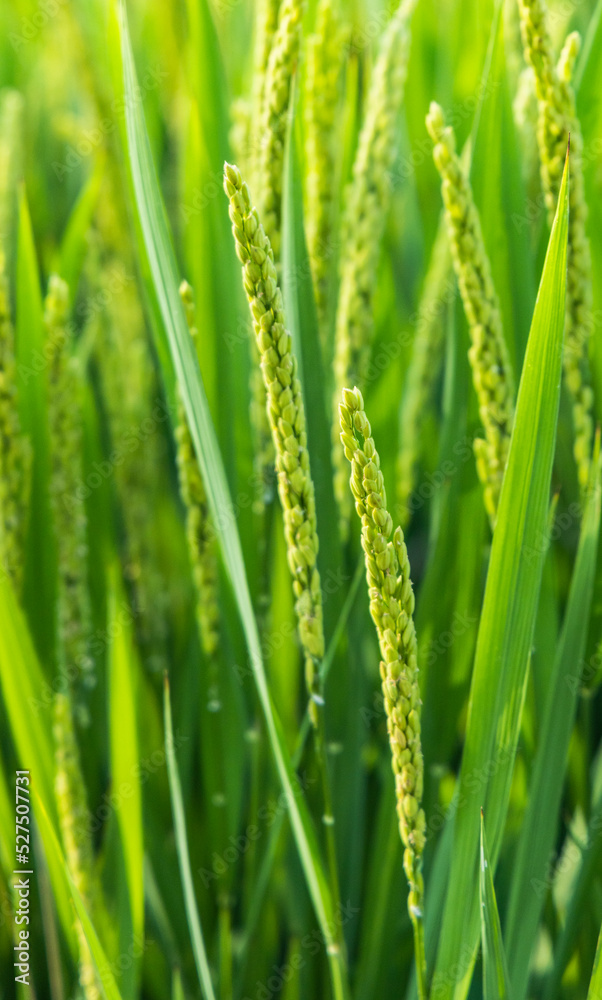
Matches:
[[176, 281, 220, 661], [257, 0, 305, 258], [224, 162, 325, 723], [0, 259, 31, 594], [517, 0, 594, 490], [396, 222, 452, 526], [46, 275, 93, 699], [53, 691, 100, 1000], [332, 0, 416, 523], [305, 0, 344, 339], [426, 103, 515, 526], [339, 386, 425, 900]]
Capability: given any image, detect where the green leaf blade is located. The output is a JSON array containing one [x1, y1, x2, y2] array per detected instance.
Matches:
[[505, 438, 602, 999], [108, 572, 144, 995], [163, 678, 217, 1000], [480, 811, 512, 1000], [432, 147, 570, 1000]]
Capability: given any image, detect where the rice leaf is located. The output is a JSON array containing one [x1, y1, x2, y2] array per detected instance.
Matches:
[[479, 810, 511, 1000], [109, 8, 348, 996], [588, 922, 602, 1000], [544, 791, 602, 1000], [163, 677, 217, 1000], [432, 146, 569, 1000], [0, 744, 15, 876], [56, 156, 104, 298], [504, 436, 602, 1000], [108, 569, 144, 994]]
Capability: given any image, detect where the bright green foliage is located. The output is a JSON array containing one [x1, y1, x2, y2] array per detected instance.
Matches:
[[587, 922, 602, 1000], [432, 141, 569, 1000], [479, 810, 511, 1000]]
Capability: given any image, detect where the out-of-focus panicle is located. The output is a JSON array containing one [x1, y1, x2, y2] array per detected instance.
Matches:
[[396, 222, 452, 527], [92, 194, 170, 672], [53, 691, 101, 1000], [45, 275, 93, 701], [232, 0, 283, 210], [175, 280, 227, 827], [249, 0, 282, 176], [513, 66, 539, 188], [0, 90, 30, 595], [304, 0, 344, 341], [331, 0, 416, 524], [427, 103, 515, 526], [518, 0, 594, 491], [176, 282, 220, 662], [257, 0, 305, 259], [47, 275, 99, 994], [0, 267, 31, 595]]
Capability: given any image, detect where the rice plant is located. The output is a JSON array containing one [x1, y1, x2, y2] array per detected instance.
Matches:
[[1, 1, 602, 999]]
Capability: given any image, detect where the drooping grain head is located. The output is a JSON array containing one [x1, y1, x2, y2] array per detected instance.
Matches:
[[224, 162, 325, 724], [426, 102, 515, 527], [339, 385, 425, 912]]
